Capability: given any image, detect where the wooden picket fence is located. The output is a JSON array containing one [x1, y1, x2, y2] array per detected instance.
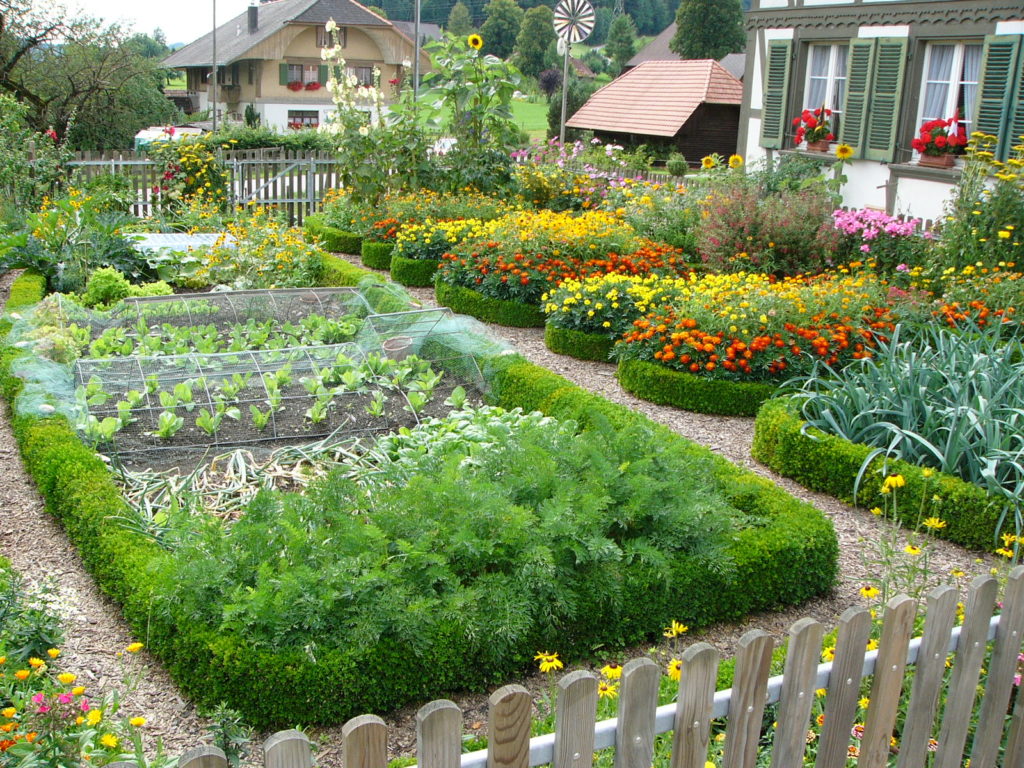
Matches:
[[65, 149, 341, 224], [109, 567, 1024, 768]]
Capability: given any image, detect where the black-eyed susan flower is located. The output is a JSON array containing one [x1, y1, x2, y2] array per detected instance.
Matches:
[[467, 34, 483, 50], [860, 585, 880, 599], [922, 517, 947, 530], [666, 658, 682, 681], [904, 544, 922, 556], [600, 662, 622, 679], [534, 651, 563, 673], [597, 681, 618, 699], [663, 620, 688, 638]]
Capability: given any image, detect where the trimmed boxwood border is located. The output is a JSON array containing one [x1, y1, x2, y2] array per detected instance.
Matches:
[[0, 270, 838, 729], [753, 397, 1010, 552], [618, 358, 778, 416], [304, 214, 362, 254], [390, 255, 438, 287], [361, 241, 394, 270], [544, 324, 615, 362], [434, 278, 545, 327]]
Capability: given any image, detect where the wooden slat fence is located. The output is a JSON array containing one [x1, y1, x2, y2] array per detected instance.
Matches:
[[109, 567, 1024, 768], [65, 149, 341, 224]]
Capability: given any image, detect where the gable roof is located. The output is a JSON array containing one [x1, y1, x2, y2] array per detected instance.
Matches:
[[163, 0, 390, 68], [390, 20, 443, 43], [626, 22, 678, 68], [565, 59, 743, 137]]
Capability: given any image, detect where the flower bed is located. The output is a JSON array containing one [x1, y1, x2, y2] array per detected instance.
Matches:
[[1, 270, 839, 729]]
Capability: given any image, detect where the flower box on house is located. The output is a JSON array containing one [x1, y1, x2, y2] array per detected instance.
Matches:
[[286, 80, 304, 91]]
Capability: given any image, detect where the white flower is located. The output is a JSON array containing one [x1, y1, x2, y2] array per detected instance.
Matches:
[[39, 403, 55, 414], [402, 59, 411, 68], [9, 312, 21, 320], [358, 125, 369, 136], [325, 19, 337, 32]]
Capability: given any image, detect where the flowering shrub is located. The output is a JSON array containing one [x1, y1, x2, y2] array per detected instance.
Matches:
[[193, 206, 324, 288], [613, 271, 904, 381], [911, 116, 966, 156], [512, 164, 611, 211], [832, 208, 931, 272], [146, 136, 229, 208], [604, 179, 700, 252], [543, 273, 693, 336], [792, 106, 834, 145], [394, 218, 483, 262], [320, 188, 510, 236]]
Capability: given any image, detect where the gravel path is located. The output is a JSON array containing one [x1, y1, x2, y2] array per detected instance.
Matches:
[[0, 265, 997, 765]]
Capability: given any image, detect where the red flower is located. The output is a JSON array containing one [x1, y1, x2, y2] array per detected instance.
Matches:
[[934, 134, 948, 149], [389, 77, 400, 86], [44, 128, 58, 141]]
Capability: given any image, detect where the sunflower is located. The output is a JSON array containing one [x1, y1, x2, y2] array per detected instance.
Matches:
[[467, 34, 483, 50], [728, 154, 743, 168], [700, 156, 716, 169], [835, 143, 854, 160]]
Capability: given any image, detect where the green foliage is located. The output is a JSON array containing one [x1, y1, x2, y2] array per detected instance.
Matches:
[[200, 126, 335, 153], [362, 241, 395, 270], [670, 0, 745, 60], [617, 359, 777, 416], [147, 137, 229, 209], [547, 77, 598, 140], [435, 279, 547, 327], [544, 324, 615, 361], [605, 15, 638, 75], [480, 0, 524, 59], [0, 561, 64, 662], [447, 1, 475, 37], [390, 254, 439, 286], [81, 267, 131, 309], [0, 94, 70, 210], [305, 214, 364, 255], [514, 6, 557, 80], [665, 153, 688, 177], [320, 254, 374, 287], [753, 397, 1011, 551]]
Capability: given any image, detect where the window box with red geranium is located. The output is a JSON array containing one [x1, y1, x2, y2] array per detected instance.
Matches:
[[911, 116, 966, 169], [287, 80, 304, 91], [792, 106, 835, 152], [304, 81, 321, 91]]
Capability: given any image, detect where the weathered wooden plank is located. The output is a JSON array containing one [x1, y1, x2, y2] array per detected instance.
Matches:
[[723, 630, 775, 768], [859, 594, 917, 768], [816, 606, 872, 768], [896, 585, 959, 768], [1004, 659, 1024, 767], [969, 567, 1024, 768], [614, 657, 660, 768], [771, 617, 825, 768], [554, 670, 599, 768], [416, 699, 462, 768], [933, 576, 998, 768], [265, 728, 314, 768], [487, 684, 532, 768], [178, 745, 229, 768], [670, 643, 719, 768]]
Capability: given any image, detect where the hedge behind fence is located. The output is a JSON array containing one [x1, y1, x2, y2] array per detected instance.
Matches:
[[0, 270, 838, 728]]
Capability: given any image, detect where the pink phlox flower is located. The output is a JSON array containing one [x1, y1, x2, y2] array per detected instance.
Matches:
[[31, 693, 45, 705], [860, 244, 871, 253], [896, 263, 909, 272], [57, 693, 74, 704]]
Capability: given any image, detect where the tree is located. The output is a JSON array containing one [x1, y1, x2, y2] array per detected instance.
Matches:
[[446, 2, 474, 36], [513, 5, 556, 80], [670, 0, 745, 60], [605, 14, 637, 75], [0, 3, 179, 148], [547, 75, 597, 140], [590, 7, 613, 45], [480, 0, 524, 59]]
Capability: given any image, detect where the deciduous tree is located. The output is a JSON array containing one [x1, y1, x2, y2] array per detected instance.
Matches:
[[481, 0, 524, 59], [514, 5, 556, 79], [670, 0, 745, 60]]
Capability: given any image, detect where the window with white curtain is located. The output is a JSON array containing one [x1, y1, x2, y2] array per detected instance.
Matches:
[[917, 42, 982, 135], [803, 43, 847, 133]]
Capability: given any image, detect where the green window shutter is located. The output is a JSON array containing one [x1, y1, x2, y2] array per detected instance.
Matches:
[[975, 35, 1023, 160], [1009, 44, 1024, 160], [760, 39, 792, 149], [319, 64, 328, 85], [838, 39, 876, 157], [279, 63, 289, 85], [863, 37, 907, 162]]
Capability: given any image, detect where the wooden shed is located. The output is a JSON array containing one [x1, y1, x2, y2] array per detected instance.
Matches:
[[565, 60, 743, 163]]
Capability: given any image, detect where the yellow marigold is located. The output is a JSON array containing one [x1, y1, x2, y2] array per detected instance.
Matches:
[[14, 670, 29, 681], [27, 658, 44, 669], [87, 709, 102, 726], [1, 708, 15, 719], [125, 642, 144, 654], [47, 649, 61, 659], [57, 673, 77, 685], [130, 717, 146, 727], [100, 733, 118, 749], [72, 686, 85, 696]]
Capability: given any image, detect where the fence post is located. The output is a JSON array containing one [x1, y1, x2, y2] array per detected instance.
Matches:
[[896, 585, 958, 768], [722, 630, 774, 768], [861, 595, 917, 768], [770, 617, 824, 768], [815, 606, 871, 768], [264, 728, 313, 768], [934, 576, 998, 768], [487, 684, 531, 768], [342, 715, 387, 768], [178, 745, 228, 768], [416, 699, 462, 768], [670, 643, 718, 768], [554, 670, 599, 768], [614, 657, 660, 768]]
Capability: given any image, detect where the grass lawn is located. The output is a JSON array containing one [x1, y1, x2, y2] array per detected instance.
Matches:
[[511, 98, 550, 141]]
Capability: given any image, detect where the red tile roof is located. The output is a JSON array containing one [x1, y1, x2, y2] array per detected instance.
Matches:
[[565, 59, 743, 137]]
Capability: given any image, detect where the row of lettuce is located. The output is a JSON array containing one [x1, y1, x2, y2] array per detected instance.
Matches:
[[0, 265, 839, 728]]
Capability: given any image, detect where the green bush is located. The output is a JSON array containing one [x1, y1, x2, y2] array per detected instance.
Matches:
[[304, 214, 363, 254], [618, 359, 777, 416], [753, 397, 1010, 551], [435, 279, 545, 327], [544, 324, 615, 361], [320, 254, 373, 287], [82, 267, 131, 308], [361, 241, 395, 270], [665, 153, 688, 177], [390, 254, 437, 286]]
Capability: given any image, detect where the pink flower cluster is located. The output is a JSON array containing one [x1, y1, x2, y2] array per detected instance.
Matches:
[[832, 208, 921, 254]]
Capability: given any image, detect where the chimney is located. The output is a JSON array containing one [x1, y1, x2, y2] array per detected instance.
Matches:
[[248, 3, 258, 33]]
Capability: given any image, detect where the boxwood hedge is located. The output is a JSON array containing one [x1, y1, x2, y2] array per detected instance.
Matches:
[[304, 214, 363, 255], [544, 324, 615, 362], [0, 270, 838, 728], [390, 254, 438, 286], [361, 241, 395, 270], [753, 397, 1010, 551], [435, 278, 545, 327], [618, 359, 778, 416]]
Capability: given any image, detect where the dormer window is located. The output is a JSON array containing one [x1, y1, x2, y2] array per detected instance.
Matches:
[[317, 25, 346, 48]]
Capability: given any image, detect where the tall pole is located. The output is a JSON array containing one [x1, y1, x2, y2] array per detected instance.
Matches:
[[412, 0, 421, 98], [558, 42, 570, 145], [211, 0, 218, 131]]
